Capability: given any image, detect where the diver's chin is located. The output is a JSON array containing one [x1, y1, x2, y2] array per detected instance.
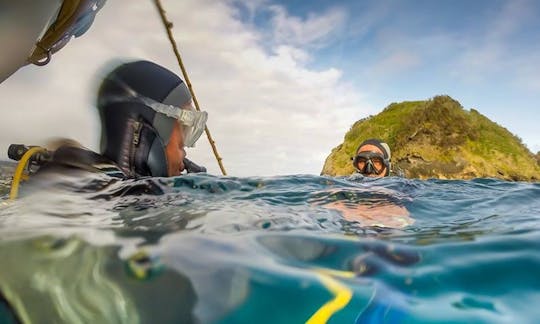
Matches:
[[168, 166, 184, 177]]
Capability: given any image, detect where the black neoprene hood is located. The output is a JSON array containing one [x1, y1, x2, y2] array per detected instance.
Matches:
[[356, 138, 391, 159], [97, 60, 192, 177]]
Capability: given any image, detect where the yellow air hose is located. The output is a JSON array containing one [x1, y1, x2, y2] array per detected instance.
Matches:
[[306, 271, 354, 324], [9, 146, 47, 200]]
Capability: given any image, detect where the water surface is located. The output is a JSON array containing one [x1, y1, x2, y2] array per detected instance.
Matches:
[[1, 163, 539, 323]]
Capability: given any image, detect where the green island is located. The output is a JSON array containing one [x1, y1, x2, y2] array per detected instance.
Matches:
[[322, 95, 540, 181]]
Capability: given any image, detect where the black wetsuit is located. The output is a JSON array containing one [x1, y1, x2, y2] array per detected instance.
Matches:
[[25, 145, 165, 197]]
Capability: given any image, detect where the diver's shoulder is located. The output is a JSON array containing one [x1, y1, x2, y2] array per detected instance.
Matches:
[[50, 144, 125, 178], [7, 139, 126, 179]]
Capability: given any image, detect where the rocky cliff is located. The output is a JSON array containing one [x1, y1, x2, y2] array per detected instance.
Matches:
[[322, 95, 540, 181]]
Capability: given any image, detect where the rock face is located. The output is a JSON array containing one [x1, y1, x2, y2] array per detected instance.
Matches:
[[321, 95, 540, 181]]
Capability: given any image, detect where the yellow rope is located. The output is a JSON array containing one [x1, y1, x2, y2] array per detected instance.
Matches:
[[306, 272, 353, 324], [152, 0, 227, 176], [9, 147, 47, 200]]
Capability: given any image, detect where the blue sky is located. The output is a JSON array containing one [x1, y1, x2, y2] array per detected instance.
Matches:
[[237, 0, 540, 150], [0, 0, 538, 176]]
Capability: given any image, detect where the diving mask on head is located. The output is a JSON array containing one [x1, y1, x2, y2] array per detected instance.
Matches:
[[140, 97, 208, 147], [105, 77, 208, 148], [353, 151, 389, 175]]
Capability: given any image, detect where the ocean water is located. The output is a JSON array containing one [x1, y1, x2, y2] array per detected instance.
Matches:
[[1, 163, 539, 323]]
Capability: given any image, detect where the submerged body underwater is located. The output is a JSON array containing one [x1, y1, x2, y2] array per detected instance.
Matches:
[[1, 162, 539, 323]]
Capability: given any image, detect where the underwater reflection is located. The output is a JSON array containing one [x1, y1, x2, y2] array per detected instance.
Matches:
[[309, 185, 415, 229], [256, 234, 421, 277], [0, 236, 197, 323]]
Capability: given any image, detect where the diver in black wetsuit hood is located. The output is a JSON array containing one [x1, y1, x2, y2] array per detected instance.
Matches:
[[97, 60, 208, 177], [6, 60, 208, 199]]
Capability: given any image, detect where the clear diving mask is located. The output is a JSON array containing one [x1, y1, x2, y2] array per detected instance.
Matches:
[[140, 97, 208, 148], [106, 77, 208, 148]]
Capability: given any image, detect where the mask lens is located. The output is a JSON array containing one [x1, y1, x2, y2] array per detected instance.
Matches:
[[354, 156, 367, 171], [354, 151, 387, 175], [118, 87, 208, 148], [180, 110, 208, 147], [371, 156, 384, 172]]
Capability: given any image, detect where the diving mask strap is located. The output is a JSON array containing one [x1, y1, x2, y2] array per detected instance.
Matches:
[[117, 118, 163, 177], [127, 118, 168, 177]]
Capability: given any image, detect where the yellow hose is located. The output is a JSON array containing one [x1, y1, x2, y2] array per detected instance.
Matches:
[[9, 147, 47, 200], [306, 272, 353, 324]]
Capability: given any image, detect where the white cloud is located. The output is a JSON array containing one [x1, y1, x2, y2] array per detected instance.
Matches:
[[267, 5, 347, 48], [0, 1, 369, 176], [368, 50, 420, 75], [486, 0, 535, 41], [452, 0, 539, 84], [228, 0, 269, 23]]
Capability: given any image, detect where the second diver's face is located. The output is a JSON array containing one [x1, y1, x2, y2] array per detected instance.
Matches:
[[355, 144, 387, 178], [165, 121, 186, 176]]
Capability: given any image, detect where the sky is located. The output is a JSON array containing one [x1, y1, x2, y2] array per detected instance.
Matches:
[[0, 0, 539, 177]]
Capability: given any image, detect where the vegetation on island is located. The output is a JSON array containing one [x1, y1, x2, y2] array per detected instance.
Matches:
[[321, 95, 540, 181]]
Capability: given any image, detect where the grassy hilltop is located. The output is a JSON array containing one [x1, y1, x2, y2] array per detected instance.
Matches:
[[322, 95, 540, 181]]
